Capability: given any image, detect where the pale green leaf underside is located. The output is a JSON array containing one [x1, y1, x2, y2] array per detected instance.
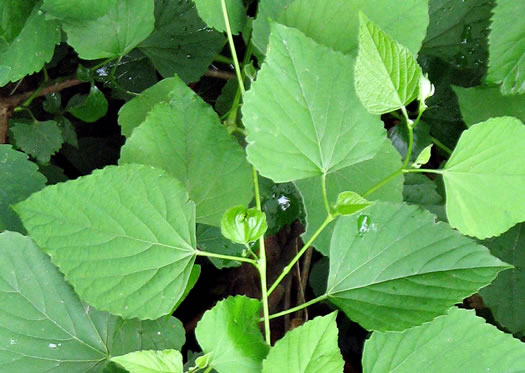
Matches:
[[242, 23, 386, 182], [262, 312, 344, 373], [326, 202, 508, 332], [295, 140, 403, 255], [479, 223, 525, 336], [193, 0, 246, 34], [42, 0, 117, 20], [0, 145, 46, 232], [363, 307, 525, 372], [453, 85, 525, 127], [195, 296, 269, 373], [112, 350, 183, 373], [0, 5, 60, 86], [278, 0, 429, 55], [120, 76, 252, 226], [355, 14, 422, 115], [487, 0, 525, 95], [15, 164, 196, 320], [62, 0, 155, 59], [443, 117, 525, 238]]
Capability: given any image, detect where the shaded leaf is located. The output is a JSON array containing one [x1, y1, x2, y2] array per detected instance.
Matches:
[[402, 173, 446, 221], [67, 85, 108, 123], [194, 0, 246, 34], [326, 202, 509, 331], [10, 120, 63, 163], [15, 164, 196, 319], [197, 225, 243, 269], [388, 121, 433, 162], [112, 350, 183, 373]]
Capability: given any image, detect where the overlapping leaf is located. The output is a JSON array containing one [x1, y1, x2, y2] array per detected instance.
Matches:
[[442, 117, 525, 238], [112, 350, 183, 373], [363, 307, 525, 372], [120, 76, 252, 226], [10, 120, 63, 163], [194, 0, 246, 34], [42, 0, 116, 20], [326, 202, 508, 331], [487, 0, 525, 94], [15, 164, 197, 319], [251, 0, 294, 54], [242, 23, 386, 182], [66, 85, 108, 123], [195, 296, 269, 373], [262, 312, 344, 373]]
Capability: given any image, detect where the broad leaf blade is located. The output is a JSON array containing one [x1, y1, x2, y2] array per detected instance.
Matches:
[[10, 120, 63, 163], [262, 312, 344, 373], [15, 164, 197, 319], [0, 145, 46, 232], [112, 350, 183, 373], [195, 296, 269, 373], [355, 13, 422, 115], [487, 0, 525, 95], [242, 23, 386, 182], [295, 140, 403, 255], [194, 0, 246, 34], [62, 0, 155, 59], [120, 77, 252, 226], [67, 85, 108, 123], [42, 0, 117, 20], [326, 202, 509, 331], [442, 117, 525, 238], [363, 307, 525, 372], [480, 223, 525, 336], [251, 0, 294, 54]]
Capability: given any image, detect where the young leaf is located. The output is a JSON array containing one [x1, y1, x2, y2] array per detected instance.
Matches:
[[412, 144, 432, 168], [278, 0, 429, 55], [363, 307, 525, 372], [61, 0, 155, 59], [262, 312, 344, 373], [242, 22, 386, 182], [139, 0, 225, 83], [0, 4, 60, 86], [112, 350, 183, 373], [120, 76, 253, 226], [42, 0, 117, 20], [334, 191, 373, 217], [10, 120, 64, 163], [0, 145, 46, 233], [295, 140, 403, 255], [354, 13, 423, 115], [15, 164, 197, 319], [195, 296, 269, 373], [194, 0, 246, 35], [221, 206, 267, 245], [326, 202, 509, 331], [442, 116, 525, 238], [479, 223, 525, 336], [487, 0, 525, 94], [67, 85, 108, 123], [453, 85, 525, 127]]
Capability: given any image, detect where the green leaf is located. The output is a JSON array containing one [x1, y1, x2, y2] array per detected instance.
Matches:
[[42, 0, 117, 20], [56, 116, 78, 148], [119, 77, 253, 226], [295, 140, 403, 255], [487, 0, 525, 94], [118, 78, 181, 137], [112, 350, 183, 373], [221, 206, 267, 245], [412, 144, 432, 168], [260, 181, 304, 236], [0, 3, 60, 86], [0, 145, 46, 232], [194, 0, 246, 35], [262, 312, 344, 373], [453, 85, 525, 127], [197, 225, 243, 269], [109, 49, 158, 96], [195, 296, 269, 373], [326, 201, 509, 331], [67, 85, 108, 123], [355, 13, 422, 115], [10, 120, 63, 163], [278, 0, 429, 55], [363, 307, 525, 372], [242, 23, 386, 182], [0, 231, 185, 372], [479, 223, 525, 336], [388, 120, 432, 162], [402, 173, 446, 221], [15, 164, 197, 319], [0, 0, 39, 43], [139, 0, 225, 83], [251, 0, 294, 54], [334, 192, 373, 217], [442, 117, 525, 238], [61, 0, 154, 59], [43, 92, 62, 114]]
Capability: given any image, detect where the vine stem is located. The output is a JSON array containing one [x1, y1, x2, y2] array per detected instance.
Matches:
[[220, 0, 271, 344], [403, 168, 443, 175], [321, 173, 332, 217], [263, 294, 328, 321], [195, 249, 257, 265], [268, 214, 335, 296]]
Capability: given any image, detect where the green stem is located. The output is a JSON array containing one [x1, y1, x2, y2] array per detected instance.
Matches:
[[401, 107, 414, 169], [431, 136, 452, 155], [403, 168, 443, 175], [214, 54, 235, 65], [221, 0, 245, 95], [362, 169, 403, 198], [264, 294, 328, 321], [321, 173, 332, 217], [90, 57, 116, 71], [203, 366, 213, 373], [195, 249, 257, 265], [268, 214, 335, 296]]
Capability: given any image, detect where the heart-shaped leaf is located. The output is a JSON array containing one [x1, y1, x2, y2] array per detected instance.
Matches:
[[221, 206, 267, 245]]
